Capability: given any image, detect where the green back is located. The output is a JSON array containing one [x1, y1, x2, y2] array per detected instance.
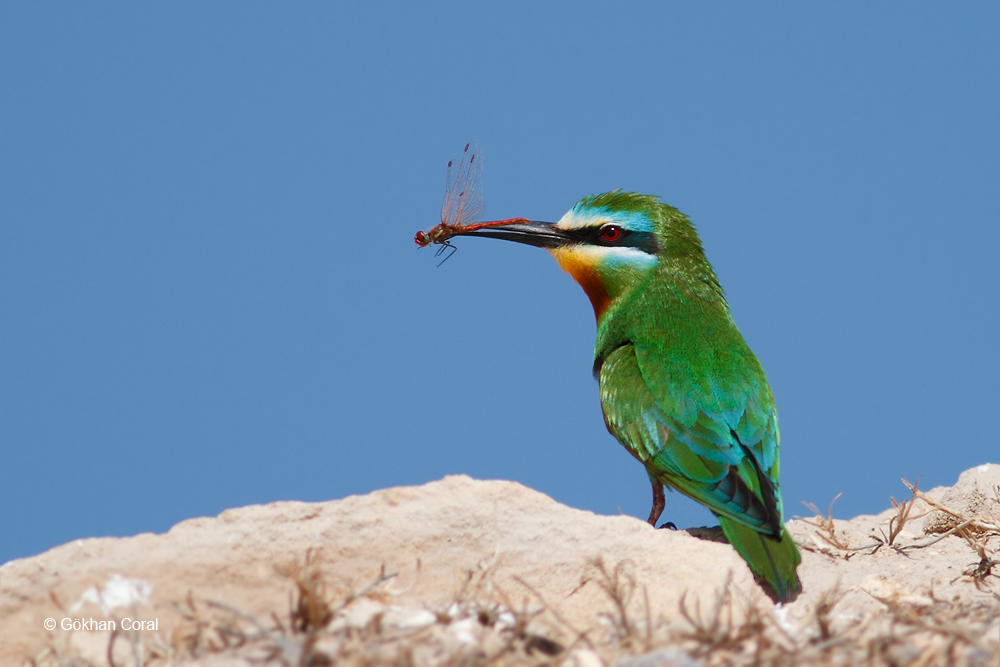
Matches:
[[594, 201, 783, 532]]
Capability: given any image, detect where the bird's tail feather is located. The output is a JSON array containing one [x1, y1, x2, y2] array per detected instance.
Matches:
[[718, 516, 802, 603]]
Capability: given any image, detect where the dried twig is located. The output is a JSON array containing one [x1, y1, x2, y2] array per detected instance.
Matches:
[[871, 478, 926, 551], [798, 493, 854, 554], [797, 493, 891, 556], [902, 479, 1000, 537], [512, 575, 594, 651], [589, 558, 637, 643]]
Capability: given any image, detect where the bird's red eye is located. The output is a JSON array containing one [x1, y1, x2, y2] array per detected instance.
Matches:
[[601, 225, 623, 242]]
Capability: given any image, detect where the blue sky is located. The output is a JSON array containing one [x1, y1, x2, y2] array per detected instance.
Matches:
[[2, 4, 998, 564]]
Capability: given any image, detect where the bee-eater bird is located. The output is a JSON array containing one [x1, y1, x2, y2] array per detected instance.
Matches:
[[418, 191, 801, 602]]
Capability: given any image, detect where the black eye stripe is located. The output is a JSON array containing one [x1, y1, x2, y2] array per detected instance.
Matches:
[[563, 226, 659, 254]]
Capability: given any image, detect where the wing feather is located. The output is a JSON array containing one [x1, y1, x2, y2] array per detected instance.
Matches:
[[600, 343, 782, 535]]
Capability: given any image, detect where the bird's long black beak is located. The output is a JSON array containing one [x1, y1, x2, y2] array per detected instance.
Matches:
[[453, 219, 569, 248]]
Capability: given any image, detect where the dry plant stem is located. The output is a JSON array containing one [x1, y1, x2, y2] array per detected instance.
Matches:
[[169, 594, 203, 659], [331, 565, 399, 615], [857, 475, 1000, 555], [799, 493, 849, 551], [679, 592, 758, 659], [812, 584, 847, 642], [483, 605, 544, 665], [955, 537, 1000, 590], [797, 491, 935, 556], [279, 551, 333, 634], [590, 558, 637, 643], [873, 477, 925, 550], [796, 492, 889, 558], [878, 597, 976, 647], [902, 478, 1000, 535], [678, 574, 742, 654], [900, 518, 1000, 553], [204, 600, 274, 639], [187, 565, 406, 666], [106, 629, 119, 667], [512, 575, 595, 651], [797, 539, 884, 556], [804, 615, 870, 658], [480, 579, 532, 663]]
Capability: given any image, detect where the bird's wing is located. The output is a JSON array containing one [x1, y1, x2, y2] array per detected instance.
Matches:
[[599, 343, 782, 535]]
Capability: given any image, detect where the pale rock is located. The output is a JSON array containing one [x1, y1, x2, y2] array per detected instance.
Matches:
[[0, 475, 758, 664], [385, 607, 437, 629], [2, 467, 999, 666], [70, 574, 152, 615], [619, 647, 702, 667], [923, 463, 1000, 534], [563, 648, 605, 667]]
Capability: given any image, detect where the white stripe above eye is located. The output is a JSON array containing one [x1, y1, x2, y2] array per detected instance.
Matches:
[[555, 209, 605, 230]]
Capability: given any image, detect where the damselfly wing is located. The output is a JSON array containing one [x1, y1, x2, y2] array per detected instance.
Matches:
[[414, 141, 483, 253], [415, 142, 532, 263]]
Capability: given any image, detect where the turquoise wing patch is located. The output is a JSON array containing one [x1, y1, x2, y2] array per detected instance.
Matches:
[[599, 343, 782, 533]]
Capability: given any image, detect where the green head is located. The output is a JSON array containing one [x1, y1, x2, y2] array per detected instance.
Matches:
[[454, 191, 723, 321]]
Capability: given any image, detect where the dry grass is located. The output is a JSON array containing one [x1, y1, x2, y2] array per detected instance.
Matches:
[[797, 493, 855, 556], [29, 553, 1000, 667], [29, 479, 1000, 667], [593, 566, 996, 667], [870, 478, 928, 552]]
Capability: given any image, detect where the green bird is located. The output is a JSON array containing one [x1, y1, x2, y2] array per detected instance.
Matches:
[[422, 191, 801, 602]]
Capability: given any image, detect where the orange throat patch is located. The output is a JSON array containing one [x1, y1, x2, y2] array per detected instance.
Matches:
[[550, 248, 610, 320]]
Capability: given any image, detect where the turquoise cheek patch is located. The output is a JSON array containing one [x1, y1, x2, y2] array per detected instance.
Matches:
[[601, 250, 657, 271]]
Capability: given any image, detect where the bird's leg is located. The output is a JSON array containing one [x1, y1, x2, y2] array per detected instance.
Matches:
[[647, 480, 665, 526]]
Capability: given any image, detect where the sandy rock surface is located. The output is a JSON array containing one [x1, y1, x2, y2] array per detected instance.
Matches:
[[2, 466, 999, 666]]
